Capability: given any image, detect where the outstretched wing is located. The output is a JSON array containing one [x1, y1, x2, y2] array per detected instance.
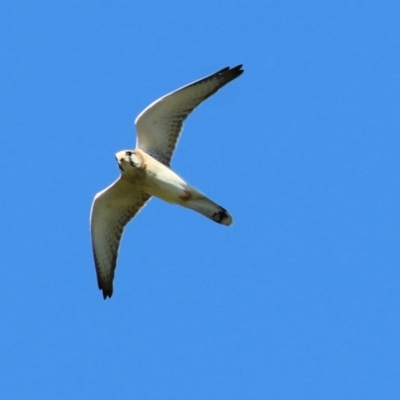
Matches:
[[135, 65, 244, 166], [90, 178, 151, 299]]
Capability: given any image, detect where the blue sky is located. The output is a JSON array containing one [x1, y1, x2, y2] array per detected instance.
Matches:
[[1, 2, 399, 399]]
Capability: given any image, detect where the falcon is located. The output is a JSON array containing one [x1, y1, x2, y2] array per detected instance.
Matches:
[[90, 65, 244, 298]]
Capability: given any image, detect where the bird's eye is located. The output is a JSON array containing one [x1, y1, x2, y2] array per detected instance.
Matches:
[[126, 151, 132, 156]]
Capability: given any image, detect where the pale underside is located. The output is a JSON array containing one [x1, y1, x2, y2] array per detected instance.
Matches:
[[90, 65, 243, 299]]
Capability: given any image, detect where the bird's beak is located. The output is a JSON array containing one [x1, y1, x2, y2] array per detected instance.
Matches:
[[116, 156, 124, 172]]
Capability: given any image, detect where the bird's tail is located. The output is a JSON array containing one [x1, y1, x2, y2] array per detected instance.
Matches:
[[183, 194, 233, 226]]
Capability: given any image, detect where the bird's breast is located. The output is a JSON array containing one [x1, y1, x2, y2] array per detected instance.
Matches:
[[142, 164, 189, 203], [120, 166, 147, 186]]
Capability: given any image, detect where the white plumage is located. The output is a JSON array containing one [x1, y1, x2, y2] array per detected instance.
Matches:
[[90, 65, 244, 299]]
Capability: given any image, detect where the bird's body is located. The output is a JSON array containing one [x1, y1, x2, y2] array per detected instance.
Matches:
[[118, 149, 188, 203], [90, 65, 244, 298]]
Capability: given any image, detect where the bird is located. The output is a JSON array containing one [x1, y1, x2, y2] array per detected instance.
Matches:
[[90, 65, 244, 299]]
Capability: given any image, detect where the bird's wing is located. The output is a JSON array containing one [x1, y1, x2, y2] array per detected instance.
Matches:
[[135, 65, 244, 166], [90, 178, 151, 299]]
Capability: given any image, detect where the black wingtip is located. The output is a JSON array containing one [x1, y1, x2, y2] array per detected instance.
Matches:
[[216, 64, 244, 84], [232, 64, 244, 71], [232, 64, 244, 76], [218, 64, 243, 73], [97, 278, 113, 300], [102, 288, 113, 300]]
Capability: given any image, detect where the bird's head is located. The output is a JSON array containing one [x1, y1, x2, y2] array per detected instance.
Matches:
[[115, 150, 141, 172]]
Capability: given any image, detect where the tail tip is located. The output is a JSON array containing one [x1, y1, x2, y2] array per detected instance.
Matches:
[[213, 209, 233, 226]]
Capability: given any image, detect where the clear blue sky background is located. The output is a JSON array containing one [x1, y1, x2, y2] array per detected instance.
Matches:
[[1, 2, 399, 399]]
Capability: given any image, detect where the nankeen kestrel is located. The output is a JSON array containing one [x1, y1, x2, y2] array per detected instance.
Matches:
[[90, 65, 244, 298]]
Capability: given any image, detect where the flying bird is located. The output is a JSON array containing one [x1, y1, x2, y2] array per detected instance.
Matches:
[[90, 65, 244, 299]]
